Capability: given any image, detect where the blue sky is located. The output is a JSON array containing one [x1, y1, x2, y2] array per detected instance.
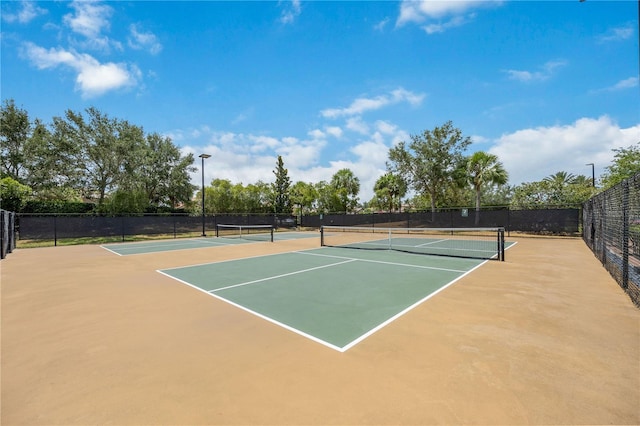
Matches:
[[2, 0, 639, 201]]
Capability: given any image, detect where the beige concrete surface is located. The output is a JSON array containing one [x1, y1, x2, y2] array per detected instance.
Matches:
[[1, 234, 638, 425]]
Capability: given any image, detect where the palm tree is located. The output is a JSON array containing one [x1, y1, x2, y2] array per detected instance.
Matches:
[[373, 172, 407, 212], [542, 171, 579, 205], [466, 152, 508, 224], [330, 168, 360, 213], [543, 171, 577, 188]]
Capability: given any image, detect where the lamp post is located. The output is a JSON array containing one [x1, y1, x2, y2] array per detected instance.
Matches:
[[199, 154, 211, 236], [585, 163, 595, 187]]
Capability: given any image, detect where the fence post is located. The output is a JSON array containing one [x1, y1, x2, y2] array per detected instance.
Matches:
[[173, 215, 177, 239], [622, 180, 629, 289]]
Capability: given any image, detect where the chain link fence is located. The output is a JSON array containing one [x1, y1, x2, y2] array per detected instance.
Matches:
[[15, 213, 298, 245], [16, 208, 579, 246], [301, 208, 579, 235], [583, 172, 640, 307]]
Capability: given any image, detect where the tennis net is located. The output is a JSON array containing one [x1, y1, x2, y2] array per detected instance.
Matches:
[[216, 224, 274, 242], [320, 226, 505, 261]]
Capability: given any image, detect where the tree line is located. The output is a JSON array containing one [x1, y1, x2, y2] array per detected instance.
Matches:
[[2, 98, 638, 215], [1, 99, 196, 213]]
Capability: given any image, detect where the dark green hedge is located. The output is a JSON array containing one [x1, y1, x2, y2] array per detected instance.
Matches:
[[22, 200, 96, 214]]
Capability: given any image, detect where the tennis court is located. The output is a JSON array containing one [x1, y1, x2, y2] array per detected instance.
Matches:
[[159, 247, 489, 351], [102, 228, 316, 256], [2, 231, 639, 425]]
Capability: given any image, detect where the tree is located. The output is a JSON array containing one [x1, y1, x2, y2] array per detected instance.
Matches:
[[543, 171, 577, 187], [510, 173, 595, 209], [388, 121, 471, 216], [290, 181, 318, 215], [600, 142, 640, 189], [132, 132, 196, 208], [373, 172, 407, 212], [330, 168, 360, 213], [205, 178, 234, 213], [243, 181, 272, 213], [466, 151, 508, 223], [56, 107, 144, 206], [480, 184, 513, 207], [100, 189, 148, 214], [0, 177, 32, 212], [272, 155, 292, 214], [314, 181, 335, 213], [0, 99, 31, 181]]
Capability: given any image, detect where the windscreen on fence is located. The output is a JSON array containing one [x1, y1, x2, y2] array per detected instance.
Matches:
[[16, 213, 298, 244], [16, 208, 579, 246], [1, 209, 16, 259], [302, 208, 578, 234], [583, 172, 640, 307]]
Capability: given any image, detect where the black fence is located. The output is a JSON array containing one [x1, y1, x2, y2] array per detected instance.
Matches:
[[16, 213, 298, 245], [15, 208, 578, 246], [300, 208, 580, 235], [1, 209, 17, 259], [583, 172, 640, 307]]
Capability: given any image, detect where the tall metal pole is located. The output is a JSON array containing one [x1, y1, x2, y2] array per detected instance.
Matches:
[[199, 154, 211, 236], [586, 163, 595, 187]]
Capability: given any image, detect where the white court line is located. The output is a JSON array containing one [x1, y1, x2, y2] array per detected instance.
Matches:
[[415, 238, 448, 247], [101, 237, 249, 256], [209, 259, 357, 292], [157, 247, 500, 352], [340, 259, 490, 352], [294, 250, 468, 273], [121, 239, 227, 251], [157, 267, 345, 352], [160, 250, 303, 271], [100, 245, 124, 256]]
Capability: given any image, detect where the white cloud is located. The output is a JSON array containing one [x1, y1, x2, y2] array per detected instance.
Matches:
[[346, 117, 370, 135], [2, 1, 47, 24], [590, 77, 639, 94], [351, 140, 389, 166], [182, 127, 328, 186], [375, 120, 397, 135], [308, 129, 325, 139], [325, 126, 343, 138], [396, 0, 498, 33], [249, 135, 281, 153], [279, 0, 301, 24], [128, 24, 162, 55], [321, 87, 425, 119], [504, 60, 567, 83], [489, 116, 640, 185], [178, 118, 403, 201], [63, 0, 112, 39], [374, 17, 390, 32], [397, 0, 477, 24], [423, 14, 473, 34], [597, 24, 634, 43], [61, 0, 121, 52], [22, 42, 140, 98]]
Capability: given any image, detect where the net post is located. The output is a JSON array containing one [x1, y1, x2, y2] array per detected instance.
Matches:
[[215, 224, 219, 238], [270, 226, 274, 243], [498, 228, 505, 261], [320, 226, 325, 246]]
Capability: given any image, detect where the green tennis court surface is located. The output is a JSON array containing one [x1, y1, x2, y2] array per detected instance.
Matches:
[[158, 247, 488, 352], [102, 232, 317, 255]]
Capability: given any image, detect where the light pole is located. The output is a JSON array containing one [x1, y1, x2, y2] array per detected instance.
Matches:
[[585, 163, 595, 187], [199, 154, 211, 236]]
